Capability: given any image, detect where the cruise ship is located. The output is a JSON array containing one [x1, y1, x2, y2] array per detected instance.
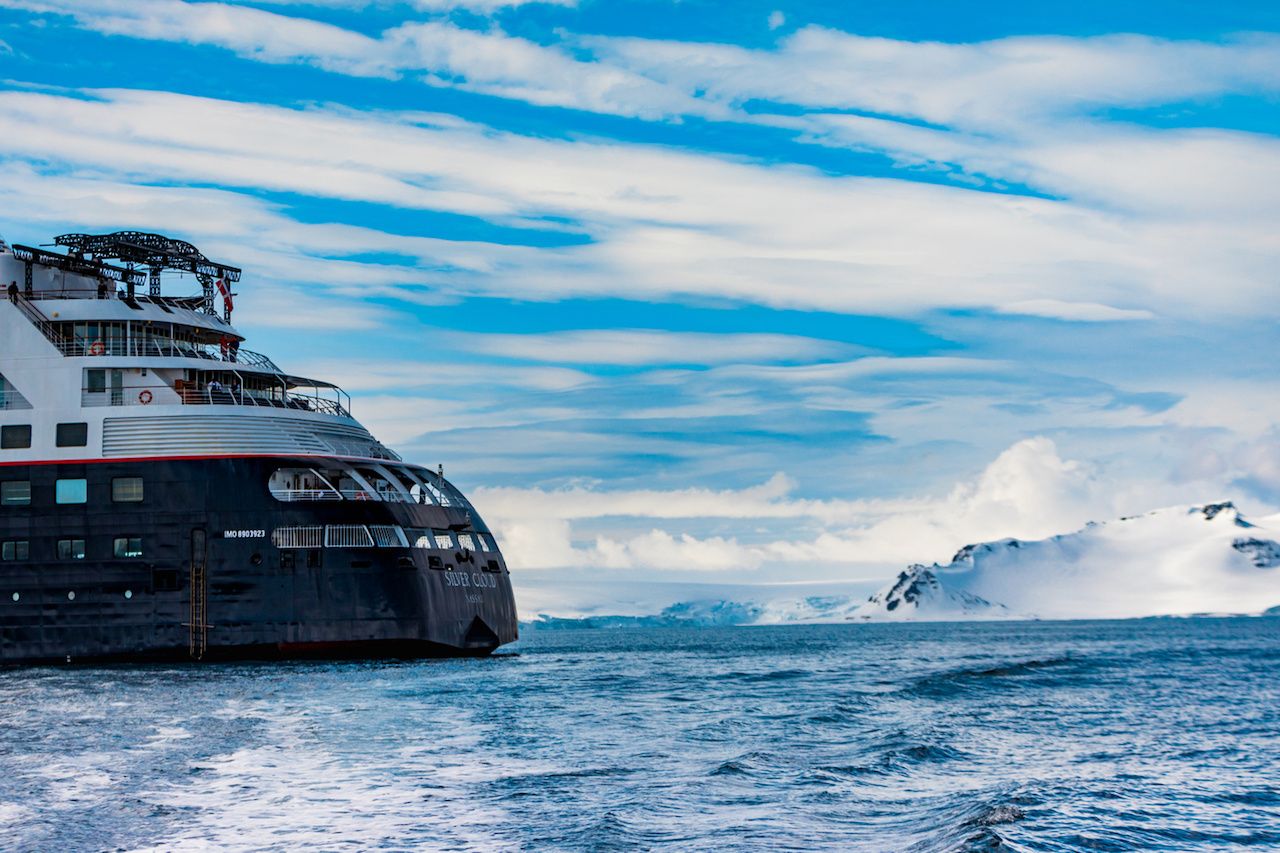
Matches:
[[0, 231, 517, 663]]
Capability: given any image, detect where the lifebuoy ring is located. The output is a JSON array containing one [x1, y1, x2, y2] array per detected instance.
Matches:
[[88, 340, 105, 356], [138, 389, 153, 405]]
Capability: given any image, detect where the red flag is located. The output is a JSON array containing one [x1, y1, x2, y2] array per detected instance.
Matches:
[[215, 277, 234, 313]]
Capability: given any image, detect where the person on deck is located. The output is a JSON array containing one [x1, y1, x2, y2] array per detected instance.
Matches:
[[7, 282, 17, 303]]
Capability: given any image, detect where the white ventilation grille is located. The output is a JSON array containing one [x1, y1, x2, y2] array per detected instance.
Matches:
[[325, 525, 375, 548], [272, 527, 324, 548], [102, 414, 396, 459]]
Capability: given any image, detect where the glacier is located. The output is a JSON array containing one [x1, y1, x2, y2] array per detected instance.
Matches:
[[521, 502, 1280, 628], [852, 501, 1280, 620]]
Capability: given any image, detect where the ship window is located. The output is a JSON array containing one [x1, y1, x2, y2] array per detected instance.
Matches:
[[56, 422, 89, 448], [55, 478, 87, 504], [85, 369, 107, 394], [0, 481, 30, 506], [479, 533, 498, 552], [268, 468, 340, 502], [112, 477, 144, 503], [306, 549, 322, 569], [433, 530, 457, 550], [404, 528, 432, 548], [57, 539, 86, 560], [457, 533, 476, 550], [1, 424, 31, 449], [113, 537, 143, 558], [1, 540, 29, 561]]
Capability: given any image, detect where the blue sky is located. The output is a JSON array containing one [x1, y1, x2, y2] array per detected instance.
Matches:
[[1, 0, 1278, 602]]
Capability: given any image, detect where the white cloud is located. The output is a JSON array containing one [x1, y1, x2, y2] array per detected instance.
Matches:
[[24, 2, 1280, 139], [0, 86, 1273, 327], [999, 300, 1155, 322], [302, 356, 593, 393], [590, 28, 1280, 130], [7, 6, 1278, 303], [13, 0, 397, 76], [448, 329, 854, 365], [483, 436, 1233, 576], [386, 20, 714, 118], [254, 0, 576, 8], [237, 286, 402, 330], [409, 0, 577, 10], [4, 0, 706, 118], [0, 91, 1120, 313]]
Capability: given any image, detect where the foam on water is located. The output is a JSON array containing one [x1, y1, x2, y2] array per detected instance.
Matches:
[[1, 619, 1278, 851]]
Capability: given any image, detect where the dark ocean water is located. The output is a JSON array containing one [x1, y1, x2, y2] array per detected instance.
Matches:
[[1, 618, 1278, 852]]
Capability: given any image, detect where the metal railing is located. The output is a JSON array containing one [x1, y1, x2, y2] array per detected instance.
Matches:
[[268, 488, 343, 502], [59, 337, 280, 370], [81, 383, 350, 417], [324, 525, 375, 548], [8, 293, 280, 371], [268, 485, 417, 503], [272, 527, 324, 548], [9, 292, 60, 343]]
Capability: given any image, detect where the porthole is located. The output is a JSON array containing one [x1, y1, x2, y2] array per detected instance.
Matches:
[[67, 591, 76, 601], [124, 590, 133, 600], [10, 592, 18, 602]]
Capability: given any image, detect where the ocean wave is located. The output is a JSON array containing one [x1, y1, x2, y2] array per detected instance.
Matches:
[[2, 618, 1277, 851]]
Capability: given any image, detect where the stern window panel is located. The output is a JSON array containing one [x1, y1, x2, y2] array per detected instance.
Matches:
[[113, 537, 143, 558], [112, 477, 144, 503], [1, 424, 31, 449], [56, 422, 88, 448], [55, 479, 87, 504], [57, 539, 86, 560], [1, 481, 30, 506], [1, 540, 29, 561]]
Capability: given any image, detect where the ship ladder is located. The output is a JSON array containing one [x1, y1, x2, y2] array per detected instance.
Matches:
[[186, 528, 211, 660]]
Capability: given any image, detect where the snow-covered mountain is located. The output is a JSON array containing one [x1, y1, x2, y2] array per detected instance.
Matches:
[[519, 502, 1280, 628], [853, 502, 1280, 620]]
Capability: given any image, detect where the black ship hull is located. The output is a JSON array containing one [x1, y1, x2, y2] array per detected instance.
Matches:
[[0, 456, 519, 664]]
